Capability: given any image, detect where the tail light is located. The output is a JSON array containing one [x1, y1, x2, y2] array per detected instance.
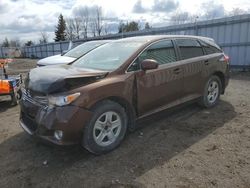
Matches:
[[219, 54, 230, 64]]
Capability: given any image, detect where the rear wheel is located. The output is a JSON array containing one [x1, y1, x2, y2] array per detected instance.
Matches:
[[82, 100, 128, 155], [199, 75, 222, 108]]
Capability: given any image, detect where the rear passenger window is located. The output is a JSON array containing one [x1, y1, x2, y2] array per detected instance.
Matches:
[[176, 39, 204, 60], [199, 40, 222, 55], [127, 40, 177, 72]]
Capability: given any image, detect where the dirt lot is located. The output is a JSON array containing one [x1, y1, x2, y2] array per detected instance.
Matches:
[[0, 59, 250, 188]]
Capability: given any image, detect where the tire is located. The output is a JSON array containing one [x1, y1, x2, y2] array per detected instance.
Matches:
[[11, 89, 21, 106], [199, 75, 222, 108], [11, 93, 18, 106], [82, 100, 128, 155]]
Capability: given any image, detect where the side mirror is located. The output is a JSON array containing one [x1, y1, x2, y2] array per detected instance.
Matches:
[[141, 59, 158, 71]]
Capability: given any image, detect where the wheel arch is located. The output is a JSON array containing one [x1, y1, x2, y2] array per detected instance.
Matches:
[[212, 71, 225, 94]]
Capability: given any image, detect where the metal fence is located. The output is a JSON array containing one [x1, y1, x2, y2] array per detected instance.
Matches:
[[1, 14, 250, 68]]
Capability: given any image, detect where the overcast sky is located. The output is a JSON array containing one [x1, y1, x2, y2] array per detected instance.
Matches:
[[0, 0, 249, 43]]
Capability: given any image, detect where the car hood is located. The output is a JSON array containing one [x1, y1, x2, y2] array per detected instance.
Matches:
[[37, 54, 76, 66], [25, 65, 109, 94]]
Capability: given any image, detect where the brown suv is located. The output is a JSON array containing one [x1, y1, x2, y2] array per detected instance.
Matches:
[[20, 35, 229, 154]]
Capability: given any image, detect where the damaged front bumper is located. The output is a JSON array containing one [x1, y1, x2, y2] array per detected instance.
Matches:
[[19, 98, 93, 145]]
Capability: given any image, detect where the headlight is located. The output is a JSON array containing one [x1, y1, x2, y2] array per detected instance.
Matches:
[[48, 92, 80, 107]]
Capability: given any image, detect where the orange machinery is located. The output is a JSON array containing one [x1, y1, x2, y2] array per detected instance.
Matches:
[[0, 59, 22, 105], [0, 80, 12, 94]]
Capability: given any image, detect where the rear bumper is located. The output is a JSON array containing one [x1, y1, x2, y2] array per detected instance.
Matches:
[[19, 100, 93, 145]]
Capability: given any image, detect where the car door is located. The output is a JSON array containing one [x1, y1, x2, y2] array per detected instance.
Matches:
[[174, 38, 206, 98], [199, 39, 225, 82], [131, 40, 184, 117]]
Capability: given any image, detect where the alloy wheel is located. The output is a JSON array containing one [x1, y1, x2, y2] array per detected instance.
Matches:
[[207, 80, 219, 104], [93, 111, 122, 147]]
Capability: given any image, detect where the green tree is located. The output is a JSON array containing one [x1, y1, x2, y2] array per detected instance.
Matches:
[[144, 22, 151, 29], [2, 37, 9, 47], [25, 40, 34, 46], [118, 21, 140, 33], [54, 14, 66, 42], [118, 22, 126, 33]]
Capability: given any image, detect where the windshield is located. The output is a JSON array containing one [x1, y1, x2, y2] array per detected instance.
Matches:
[[72, 42, 144, 71], [64, 42, 105, 58]]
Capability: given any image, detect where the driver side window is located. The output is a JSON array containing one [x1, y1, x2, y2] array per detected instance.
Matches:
[[128, 40, 177, 72]]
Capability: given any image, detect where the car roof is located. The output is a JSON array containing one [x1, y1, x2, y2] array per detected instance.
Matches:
[[115, 35, 215, 43], [83, 40, 113, 45]]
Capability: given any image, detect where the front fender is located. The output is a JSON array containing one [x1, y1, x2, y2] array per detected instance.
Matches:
[[75, 73, 136, 110]]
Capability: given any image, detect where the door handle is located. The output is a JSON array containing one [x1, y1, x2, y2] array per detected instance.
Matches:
[[173, 68, 181, 74], [204, 60, 209, 65]]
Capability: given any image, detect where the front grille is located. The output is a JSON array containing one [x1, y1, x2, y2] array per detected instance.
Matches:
[[34, 96, 49, 106], [21, 112, 38, 132], [22, 88, 48, 108]]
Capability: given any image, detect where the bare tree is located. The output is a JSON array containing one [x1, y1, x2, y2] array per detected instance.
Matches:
[[69, 5, 106, 38], [66, 18, 74, 40], [186, 14, 200, 23], [77, 7, 89, 38], [89, 21, 96, 37], [1, 38, 21, 48], [171, 12, 190, 25], [201, 1, 225, 20], [10, 39, 21, 47], [94, 6, 103, 36], [103, 23, 110, 35], [73, 17, 81, 39], [39, 31, 49, 44], [229, 8, 246, 16], [66, 17, 81, 40]]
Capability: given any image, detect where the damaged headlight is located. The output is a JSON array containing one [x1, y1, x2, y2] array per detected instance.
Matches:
[[48, 92, 81, 107]]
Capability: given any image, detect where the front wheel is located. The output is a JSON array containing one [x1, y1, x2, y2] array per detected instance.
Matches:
[[82, 100, 128, 155], [199, 75, 222, 108]]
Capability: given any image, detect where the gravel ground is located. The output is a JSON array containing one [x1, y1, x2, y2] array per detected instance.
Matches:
[[0, 59, 250, 188]]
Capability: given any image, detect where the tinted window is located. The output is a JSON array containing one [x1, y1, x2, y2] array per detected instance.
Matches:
[[199, 40, 222, 55], [128, 40, 177, 72], [141, 40, 177, 64], [176, 39, 204, 59]]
